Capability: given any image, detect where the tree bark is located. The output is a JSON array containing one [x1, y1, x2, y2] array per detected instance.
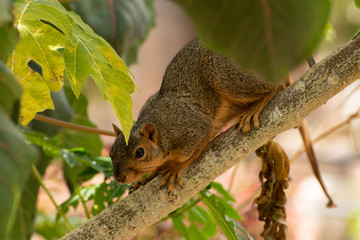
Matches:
[[60, 35, 360, 240]]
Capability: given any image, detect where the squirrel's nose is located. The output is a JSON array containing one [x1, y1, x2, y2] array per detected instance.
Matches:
[[113, 162, 125, 182], [119, 175, 126, 182], [114, 173, 126, 183]]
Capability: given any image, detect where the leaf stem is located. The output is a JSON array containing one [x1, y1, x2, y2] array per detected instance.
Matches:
[[74, 184, 91, 219], [34, 114, 116, 136], [32, 164, 72, 231]]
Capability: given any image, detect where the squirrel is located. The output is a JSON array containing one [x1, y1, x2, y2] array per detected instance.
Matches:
[[110, 39, 277, 194]]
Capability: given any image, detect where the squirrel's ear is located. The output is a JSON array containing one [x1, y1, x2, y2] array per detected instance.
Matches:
[[140, 123, 158, 143], [112, 123, 122, 137]]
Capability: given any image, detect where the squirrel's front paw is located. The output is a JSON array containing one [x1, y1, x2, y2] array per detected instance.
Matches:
[[160, 169, 184, 194]]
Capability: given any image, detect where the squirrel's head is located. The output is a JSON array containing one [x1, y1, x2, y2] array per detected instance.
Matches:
[[110, 123, 164, 184]]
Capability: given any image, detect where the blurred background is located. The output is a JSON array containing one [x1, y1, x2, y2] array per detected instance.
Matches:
[[33, 0, 360, 239]]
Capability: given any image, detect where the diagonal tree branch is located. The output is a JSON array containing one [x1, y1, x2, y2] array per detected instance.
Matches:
[[60, 35, 360, 240]]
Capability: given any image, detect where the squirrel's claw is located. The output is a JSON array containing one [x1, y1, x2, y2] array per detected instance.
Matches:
[[236, 113, 252, 133], [129, 182, 142, 194], [236, 108, 261, 133], [160, 169, 184, 194]]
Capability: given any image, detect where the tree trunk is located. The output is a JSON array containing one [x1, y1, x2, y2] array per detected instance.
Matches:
[[60, 35, 360, 240]]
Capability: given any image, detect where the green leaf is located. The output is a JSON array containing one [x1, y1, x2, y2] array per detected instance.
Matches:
[[0, 112, 38, 240], [355, 0, 360, 9], [69, 0, 156, 65], [9, 151, 52, 240], [234, 222, 254, 240], [62, 149, 113, 195], [188, 207, 206, 224], [0, 23, 19, 62], [0, 62, 22, 118], [173, 0, 331, 82], [63, 150, 113, 180], [188, 223, 207, 240], [10, 0, 134, 140], [0, 0, 21, 120], [211, 182, 236, 202], [61, 23, 134, 140], [200, 190, 241, 240], [188, 206, 217, 238], [9, 0, 70, 123], [59, 181, 127, 217], [92, 181, 128, 215], [22, 128, 61, 157], [16, 90, 76, 239], [194, 206, 217, 237], [172, 214, 191, 240], [217, 197, 242, 220], [35, 212, 84, 240]]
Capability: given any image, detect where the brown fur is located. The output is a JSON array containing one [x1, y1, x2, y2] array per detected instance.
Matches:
[[110, 40, 277, 194]]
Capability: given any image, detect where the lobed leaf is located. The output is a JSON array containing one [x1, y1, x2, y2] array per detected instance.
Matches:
[[9, 0, 134, 140], [211, 181, 236, 202], [68, 0, 156, 65], [191, 206, 217, 237], [200, 190, 241, 240], [9, 0, 67, 124]]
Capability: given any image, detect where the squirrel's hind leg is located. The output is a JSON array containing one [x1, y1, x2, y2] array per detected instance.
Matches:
[[236, 90, 276, 132]]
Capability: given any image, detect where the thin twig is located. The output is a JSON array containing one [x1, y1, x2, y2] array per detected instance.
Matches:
[[34, 114, 116, 137], [290, 106, 360, 163], [311, 82, 360, 136], [314, 108, 360, 143], [32, 164, 73, 231], [292, 56, 335, 208]]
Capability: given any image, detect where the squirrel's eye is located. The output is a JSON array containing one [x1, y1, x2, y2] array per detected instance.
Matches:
[[135, 148, 144, 158]]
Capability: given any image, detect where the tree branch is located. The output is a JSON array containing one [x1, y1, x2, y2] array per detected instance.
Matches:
[[60, 35, 360, 240]]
